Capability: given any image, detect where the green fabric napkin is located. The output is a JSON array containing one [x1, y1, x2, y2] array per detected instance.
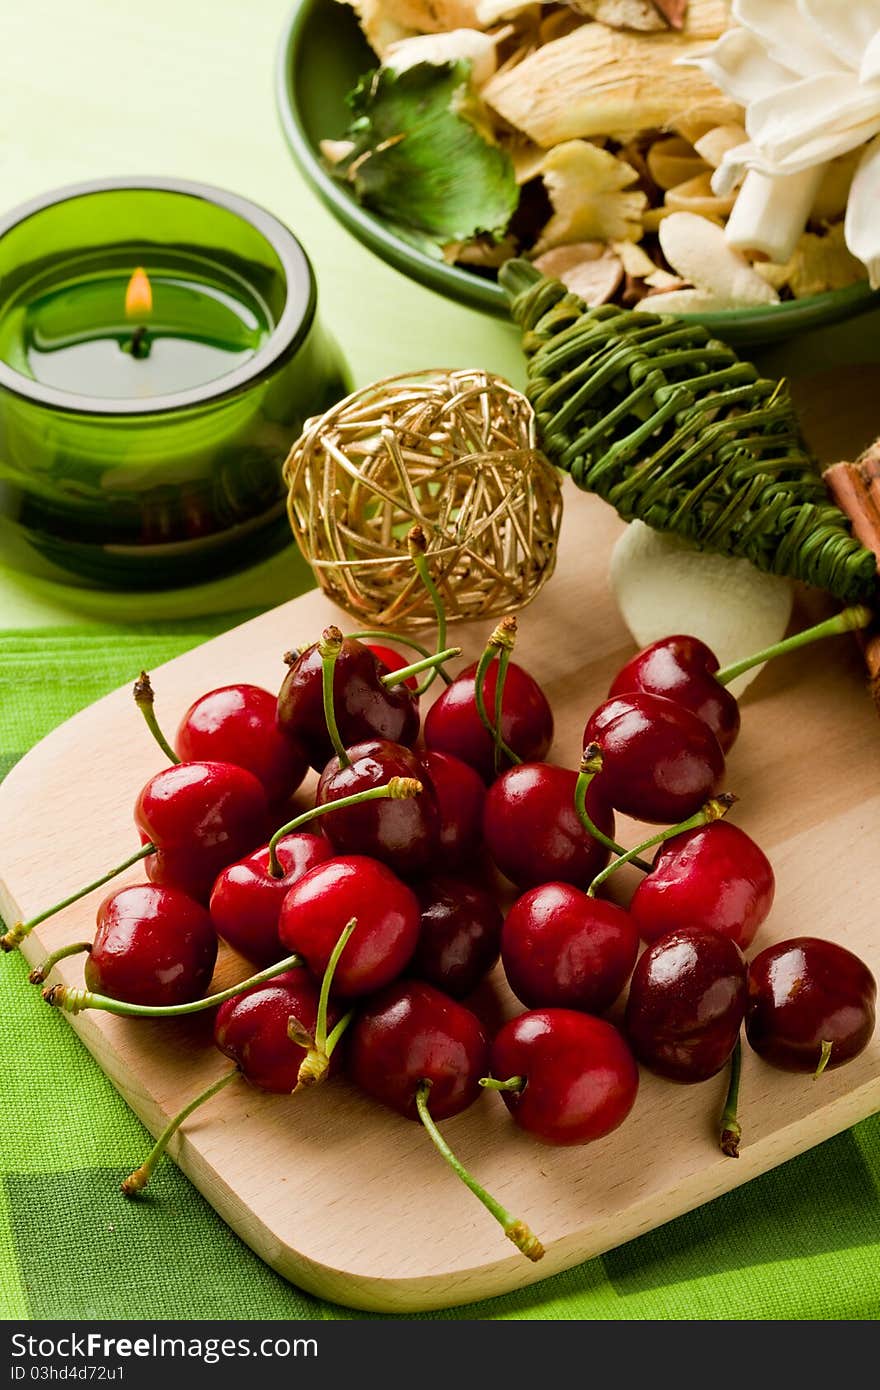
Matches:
[[1, 625, 879, 1322]]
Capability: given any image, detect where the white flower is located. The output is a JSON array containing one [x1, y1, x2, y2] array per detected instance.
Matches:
[[683, 0, 880, 279]]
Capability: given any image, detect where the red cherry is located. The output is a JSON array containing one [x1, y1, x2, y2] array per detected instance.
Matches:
[[316, 740, 439, 877], [135, 760, 270, 904], [483, 763, 613, 890], [84, 884, 217, 1007], [349, 979, 489, 1120], [411, 875, 503, 999], [501, 883, 638, 1013], [609, 636, 740, 753], [584, 693, 725, 824], [625, 926, 747, 1082], [175, 684, 308, 806], [214, 968, 343, 1092], [278, 855, 420, 997], [278, 635, 419, 772], [364, 644, 419, 693], [489, 1009, 639, 1145], [419, 750, 486, 871], [746, 937, 876, 1073], [209, 833, 334, 964], [424, 659, 553, 782], [631, 821, 775, 949]]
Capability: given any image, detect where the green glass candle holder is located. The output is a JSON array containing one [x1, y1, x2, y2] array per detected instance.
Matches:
[[0, 177, 350, 589]]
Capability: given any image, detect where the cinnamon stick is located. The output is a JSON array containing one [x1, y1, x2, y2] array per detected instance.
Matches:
[[824, 454, 880, 703]]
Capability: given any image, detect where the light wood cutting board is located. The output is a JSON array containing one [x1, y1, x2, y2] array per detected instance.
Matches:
[[1, 373, 879, 1313]]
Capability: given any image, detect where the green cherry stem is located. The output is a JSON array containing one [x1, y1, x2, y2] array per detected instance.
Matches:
[[28, 941, 92, 986], [122, 1068, 239, 1196], [576, 747, 653, 873], [349, 630, 454, 686], [294, 917, 358, 1090], [42, 951, 305, 1018], [407, 524, 448, 697], [715, 605, 872, 687], [0, 842, 157, 953], [319, 625, 350, 769], [415, 1081, 544, 1263], [720, 1036, 743, 1158], [587, 793, 736, 898], [474, 616, 521, 769], [479, 1075, 525, 1094], [380, 647, 462, 689], [814, 1040, 834, 1079], [132, 671, 180, 765], [267, 776, 423, 877]]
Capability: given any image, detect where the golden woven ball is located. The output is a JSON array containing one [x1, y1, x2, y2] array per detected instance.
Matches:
[[283, 367, 563, 628]]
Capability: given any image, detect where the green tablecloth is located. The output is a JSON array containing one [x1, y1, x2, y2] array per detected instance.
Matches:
[[1, 624, 879, 1321]]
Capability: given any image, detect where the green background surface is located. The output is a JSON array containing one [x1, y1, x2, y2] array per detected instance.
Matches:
[[1, 0, 879, 1322]]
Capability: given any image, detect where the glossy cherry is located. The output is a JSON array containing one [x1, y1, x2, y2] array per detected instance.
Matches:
[[746, 937, 876, 1074], [630, 820, 775, 949], [175, 684, 309, 806], [278, 634, 419, 771], [609, 636, 741, 753], [419, 750, 486, 871], [365, 644, 419, 693], [209, 833, 334, 964], [411, 875, 503, 999], [424, 659, 553, 782], [214, 967, 343, 1092], [278, 854, 420, 997], [487, 1009, 639, 1145], [625, 926, 747, 1082], [316, 739, 439, 877], [502, 883, 638, 1013], [584, 693, 725, 824], [84, 884, 217, 1008], [483, 762, 613, 890]]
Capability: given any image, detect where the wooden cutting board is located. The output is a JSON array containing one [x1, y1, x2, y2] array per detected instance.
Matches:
[[2, 395, 880, 1313]]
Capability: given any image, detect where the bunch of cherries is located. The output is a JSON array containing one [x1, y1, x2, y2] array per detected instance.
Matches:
[[3, 540, 876, 1262]]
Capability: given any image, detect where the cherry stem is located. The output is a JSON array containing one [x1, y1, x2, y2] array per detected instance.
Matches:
[[319, 626, 350, 770], [407, 525, 449, 697], [473, 617, 521, 769], [28, 941, 92, 986], [714, 605, 872, 687], [0, 842, 157, 953], [380, 646, 462, 689], [132, 672, 180, 765], [122, 1068, 238, 1196], [42, 951, 305, 1018], [415, 1081, 544, 1263], [814, 1039, 834, 1079], [479, 1075, 525, 1094], [349, 630, 453, 686], [294, 918, 357, 1090], [587, 793, 736, 898], [576, 748, 653, 873], [267, 777, 422, 877], [720, 1036, 742, 1158]]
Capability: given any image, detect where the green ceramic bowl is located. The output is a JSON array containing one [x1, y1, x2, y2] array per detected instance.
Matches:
[[276, 0, 879, 347]]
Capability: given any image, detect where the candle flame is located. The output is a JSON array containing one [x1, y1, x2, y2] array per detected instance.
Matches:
[[125, 267, 153, 319]]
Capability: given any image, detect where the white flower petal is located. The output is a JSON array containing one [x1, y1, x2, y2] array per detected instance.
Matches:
[[845, 133, 880, 289], [711, 141, 756, 195], [681, 27, 797, 105], [725, 166, 825, 263], [746, 75, 880, 164], [732, 0, 848, 78], [860, 31, 880, 86], [799, 0, 880, 72]]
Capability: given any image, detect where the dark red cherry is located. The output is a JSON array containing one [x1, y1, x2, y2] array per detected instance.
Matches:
[[584, 693, 725, 824], [214, 967, 343, 1092], [746, 937, 876, 1074], [609, 636, 740, 753], [278, 636, 419, 772], [365, 643, 419, 693], [631, 821, 774, 949], [316, 739, 439, 877], [625, 926, 747, 1082], [419, 750, 486, 871], [501, 882, 638, 1013], [349, 979, 489, 1120], [483, 762, 613, 890], [489, 1009, 639, 1145], [175, 684, 309, 806], [423, 660, 553, 782], [278, 854, 420, 997], [411, 875, 503, 999], [209, 833, 334, 964], [84, 884, 217, 1007]]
